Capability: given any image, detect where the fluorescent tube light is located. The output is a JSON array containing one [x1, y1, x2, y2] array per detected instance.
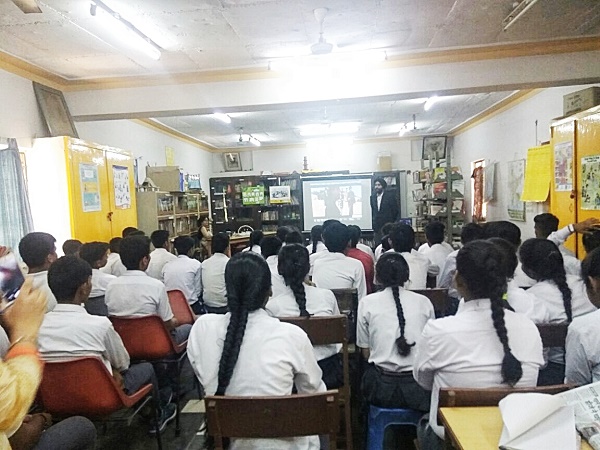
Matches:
[[424, 96, 438, 112], [212, 113, 231, 124], [299, 122, 360, 137]]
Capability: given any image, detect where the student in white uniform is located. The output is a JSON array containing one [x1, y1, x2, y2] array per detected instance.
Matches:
[[307, 225, 326, 254], [358, 252, 434, 411], [146, 230, 177, 280], [100, 237, 127, 277], [79, 241, 115, 316], [519, 238, 596, 385], [162, 236, 203, 314], [188, 252, 325, 450], [201, 232, 230, 314], [241, 230, 263, 254], [265, 244, 342, 388], [388, 223, 435, 290], [414, 240, 544, 450], [285, 230, 304, 246], [18, 231, 58, 312], [350, 226, 375, 260], [373, 223, 395, 263], [261, 236, 286, 297], [308, 220, 340, 275], [418, 221, 453, 286]]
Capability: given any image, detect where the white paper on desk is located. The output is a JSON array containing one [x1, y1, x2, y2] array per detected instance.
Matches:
[[498, 393, 577, 450]]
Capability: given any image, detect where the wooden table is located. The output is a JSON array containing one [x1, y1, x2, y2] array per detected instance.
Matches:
[[439, 406, 592, 450]]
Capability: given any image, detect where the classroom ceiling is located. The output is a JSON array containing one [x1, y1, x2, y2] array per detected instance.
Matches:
[[1, 0, 599, 148]]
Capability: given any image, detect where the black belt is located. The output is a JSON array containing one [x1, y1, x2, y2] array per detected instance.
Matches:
[[374, 365, 414, 377]]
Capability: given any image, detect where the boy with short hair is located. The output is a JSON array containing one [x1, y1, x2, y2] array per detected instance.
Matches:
[[18, 232, 58, 312]]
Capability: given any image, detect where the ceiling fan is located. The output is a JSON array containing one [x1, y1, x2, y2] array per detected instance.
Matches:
[[310, 8, 334, 55], [9, 0, 42, 13]]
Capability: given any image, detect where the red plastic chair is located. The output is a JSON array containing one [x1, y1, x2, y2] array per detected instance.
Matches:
[[167, 290, 196, 325], [38, 356, 163, 449]]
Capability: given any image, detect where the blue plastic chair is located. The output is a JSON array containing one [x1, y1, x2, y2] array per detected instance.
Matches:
[[366, 404, 423, 450]]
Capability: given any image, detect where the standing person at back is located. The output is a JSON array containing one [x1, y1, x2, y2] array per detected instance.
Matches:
[[312, 222, 367, 300], [346, 225, 374, 294], [370, 177, 399, 243], [18, 232, 58, 312], [388, 223, 436, 290], [418, 221, 453, 286], [146, 230, 176, 280], [201, 232, 230, 314], [163, 236, 204, 314], [100, 237, 127, 277]]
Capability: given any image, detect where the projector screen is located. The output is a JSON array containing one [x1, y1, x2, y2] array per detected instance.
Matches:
[[302, 176, 373, 231]]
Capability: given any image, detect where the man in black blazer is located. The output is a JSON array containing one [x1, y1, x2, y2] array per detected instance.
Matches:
[[370, 177, 399, 242]]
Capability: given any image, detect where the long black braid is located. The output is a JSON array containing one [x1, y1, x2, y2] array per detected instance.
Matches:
[[278, 244, 311, 317], [310, 225, 323, 254]]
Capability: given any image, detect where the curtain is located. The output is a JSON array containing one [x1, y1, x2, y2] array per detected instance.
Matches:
[[0, 138, 34, 254], [471, 165, 484, 222]]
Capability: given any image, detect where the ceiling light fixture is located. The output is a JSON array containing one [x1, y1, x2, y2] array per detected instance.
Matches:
[[249, 136, 261, 147], [502, 0, 541, 31], [424, 96, 439, 111], [211, 113, 231, 124], [398, 124, 409, 137], [90, 0, 162, 60], [299, 122, 360, 137]]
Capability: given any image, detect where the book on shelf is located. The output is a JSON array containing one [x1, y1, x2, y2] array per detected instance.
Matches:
[[433, 167, 447, 182], [452, 179, 465, 197], [431, 182, 447, 199]]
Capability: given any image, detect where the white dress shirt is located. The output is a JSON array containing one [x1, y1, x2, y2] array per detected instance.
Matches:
[[374, 244, 384, 262], [265, 255, 287, 298], [38, 303, 130, 374], [27, 271, 57, 312], [162, 255, 202, 305], [376, 192, 383, 210], [90, 268, 116, 298], [506, 279, 548, 324], [105, 270, 174, 322], [306, 241, 327, 254], [201, 253, 229, 308], [357, 287, 434, 372], [413, 298, 544, 438], [565, 308, 600, 385], [438, 250, 459, 298], [100, 252, 127, 277], [512, 262, 536, 288], [312, 251, 367, 300], [242, 244, 261, 254], [546, 226, 581, 276], [265, 284, 341, 361], [146, 248, 177, 280], [394, 250, 431, 290], [188, 309, 325, 450], [356, 243, 375, 261], [418, 242, 453, 285], [308, 249, 329, 276]]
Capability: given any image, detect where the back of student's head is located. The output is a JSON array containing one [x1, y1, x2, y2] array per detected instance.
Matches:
[[278, 244, 311, 317], [150, 229, 170, 249], [348, 225, 362, 248], [484, 221, 521, 247], [323, 222, 350, 253], [381, 222, 395, 237], [461, 223, 484, 245], [389, 223, 415, 253], [19, 232, 56, 268], [519, 238, 572, 322], [456, 240, 522, 386], [217, 252, 272, 395], [534, 213, 559, 238], [48, 256, 92, 303], [261, 236, 282, 259], [249, 230, 264, 247], [322, 219, 341, 231], [309, 225, 323, 254], [120, 236, 151, 270], [173, 236, 195, 256], [211, 232, 230, 254], [276, 226, 293, 242], [583, 229, 600, 254], [285, 231, 304, 245], [425, 221, 445, 245], [109, 237, 122, 254], [488, 237, 518, 281], [582, 248, 600, 305], [122, 226, 138, 238], [79, 242, 109, 268], [62, 239, 82, 256], [381, 234, 392, 252]]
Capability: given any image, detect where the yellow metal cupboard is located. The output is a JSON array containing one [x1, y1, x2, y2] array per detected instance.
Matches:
[[25, 137, 137, 247]]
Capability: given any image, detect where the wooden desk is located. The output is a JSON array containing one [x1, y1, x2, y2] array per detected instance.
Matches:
[[439, 406, 592, 450]]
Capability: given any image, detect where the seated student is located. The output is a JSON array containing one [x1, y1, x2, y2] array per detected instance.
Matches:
[[265, 244, 342, 388], [307, 225, 326, 254], [242, 230, 263, 254], [284, 230, 304, 246], [201, 232, 230, 314], [414, 240, 544, 450], [78, 241, 115, 316], [312, 222, 367, 300], [39, 256, 176, 433], [18, 232, 58, 312], [62, 239, 82, 257], [276, 225, 293, 244], [146, 230, 177, 280], [519, 238, 595, 385], [121, 226, 139, 238], [355, 229, 375, 261], [309, 219, 341, 275], [188, 252, 325, 449], [261, 236, 286, 298], [105, 236, 191, 344], [374, 222, 395, 262], [162, 236, 203, 314], [358, 252, 434, 412], [485, 220, 533, 288], [418, 221, 453, 285], [565, 248, 600, 385], [388, 223, 435, 290], [346, 225, 374, 294], [100, 237, 127, 277]]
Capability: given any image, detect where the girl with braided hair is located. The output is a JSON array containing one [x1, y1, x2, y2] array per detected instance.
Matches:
[[519, 238, 595, 385], [265, 244, 342, 388], [187, 252, 325, 449], [306, 225, 326, 254], [414, 240, 543, 450], [357, 252, 434, 411]]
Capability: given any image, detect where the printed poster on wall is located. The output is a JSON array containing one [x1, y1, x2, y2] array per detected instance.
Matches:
[[507, 159, 526, 221], [79, 163, 101, 212], [269, 185, 291, 204], [581, 155, 600, 210], [113, 165, 131, 209], [242, 185, 264, 206], [554, 141, 573, 192]]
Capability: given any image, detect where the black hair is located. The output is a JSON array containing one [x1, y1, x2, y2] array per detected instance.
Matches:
[[348, 225, 361, 248], [129, 230, 146, 236], [322, 219, 340, 231], [484, 221, 521, 247], [519, 238, 572, 322], [285, 231, 304, 245], [216, 252, 272, 396], [309, 225, 323, 254], [212, 232, 230, 254], [122, 226, 138, 238], [425, 221, 445, 245], [381, 222, 395, 236], [62, 239, 82, 256], [150, 229, 170, 249], [109, 237, 122, 254], [583, 230, 600, 254], [278, 244, 311, 317], [456, 240, 522, 386], [381, 234, 392, 252], [261, 236, 282, 259], [276, 226, 293, 242], [79, 242, 109, 268], [174, 236, 195, 256], [198, 215, 209, 226], [48, 256, 92, 302], [488, 237, 518, 280], [322, 222, 350, 253], [461, 223, 485, 245], [19, 232, 56, 268], [373, 177, 387, 189], [376, 252, 413, 356], [249, 230, 264, 247], [582, 247, 600, 291], [389, 223, 415, 253], [534, 213, 559, 238], [119, 236, 151, 270]]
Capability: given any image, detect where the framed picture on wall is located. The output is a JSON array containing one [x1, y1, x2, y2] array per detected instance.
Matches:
[[32, 82, 79, 138], [422, 136, 447, 160], [223, 152, 242, 171]]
